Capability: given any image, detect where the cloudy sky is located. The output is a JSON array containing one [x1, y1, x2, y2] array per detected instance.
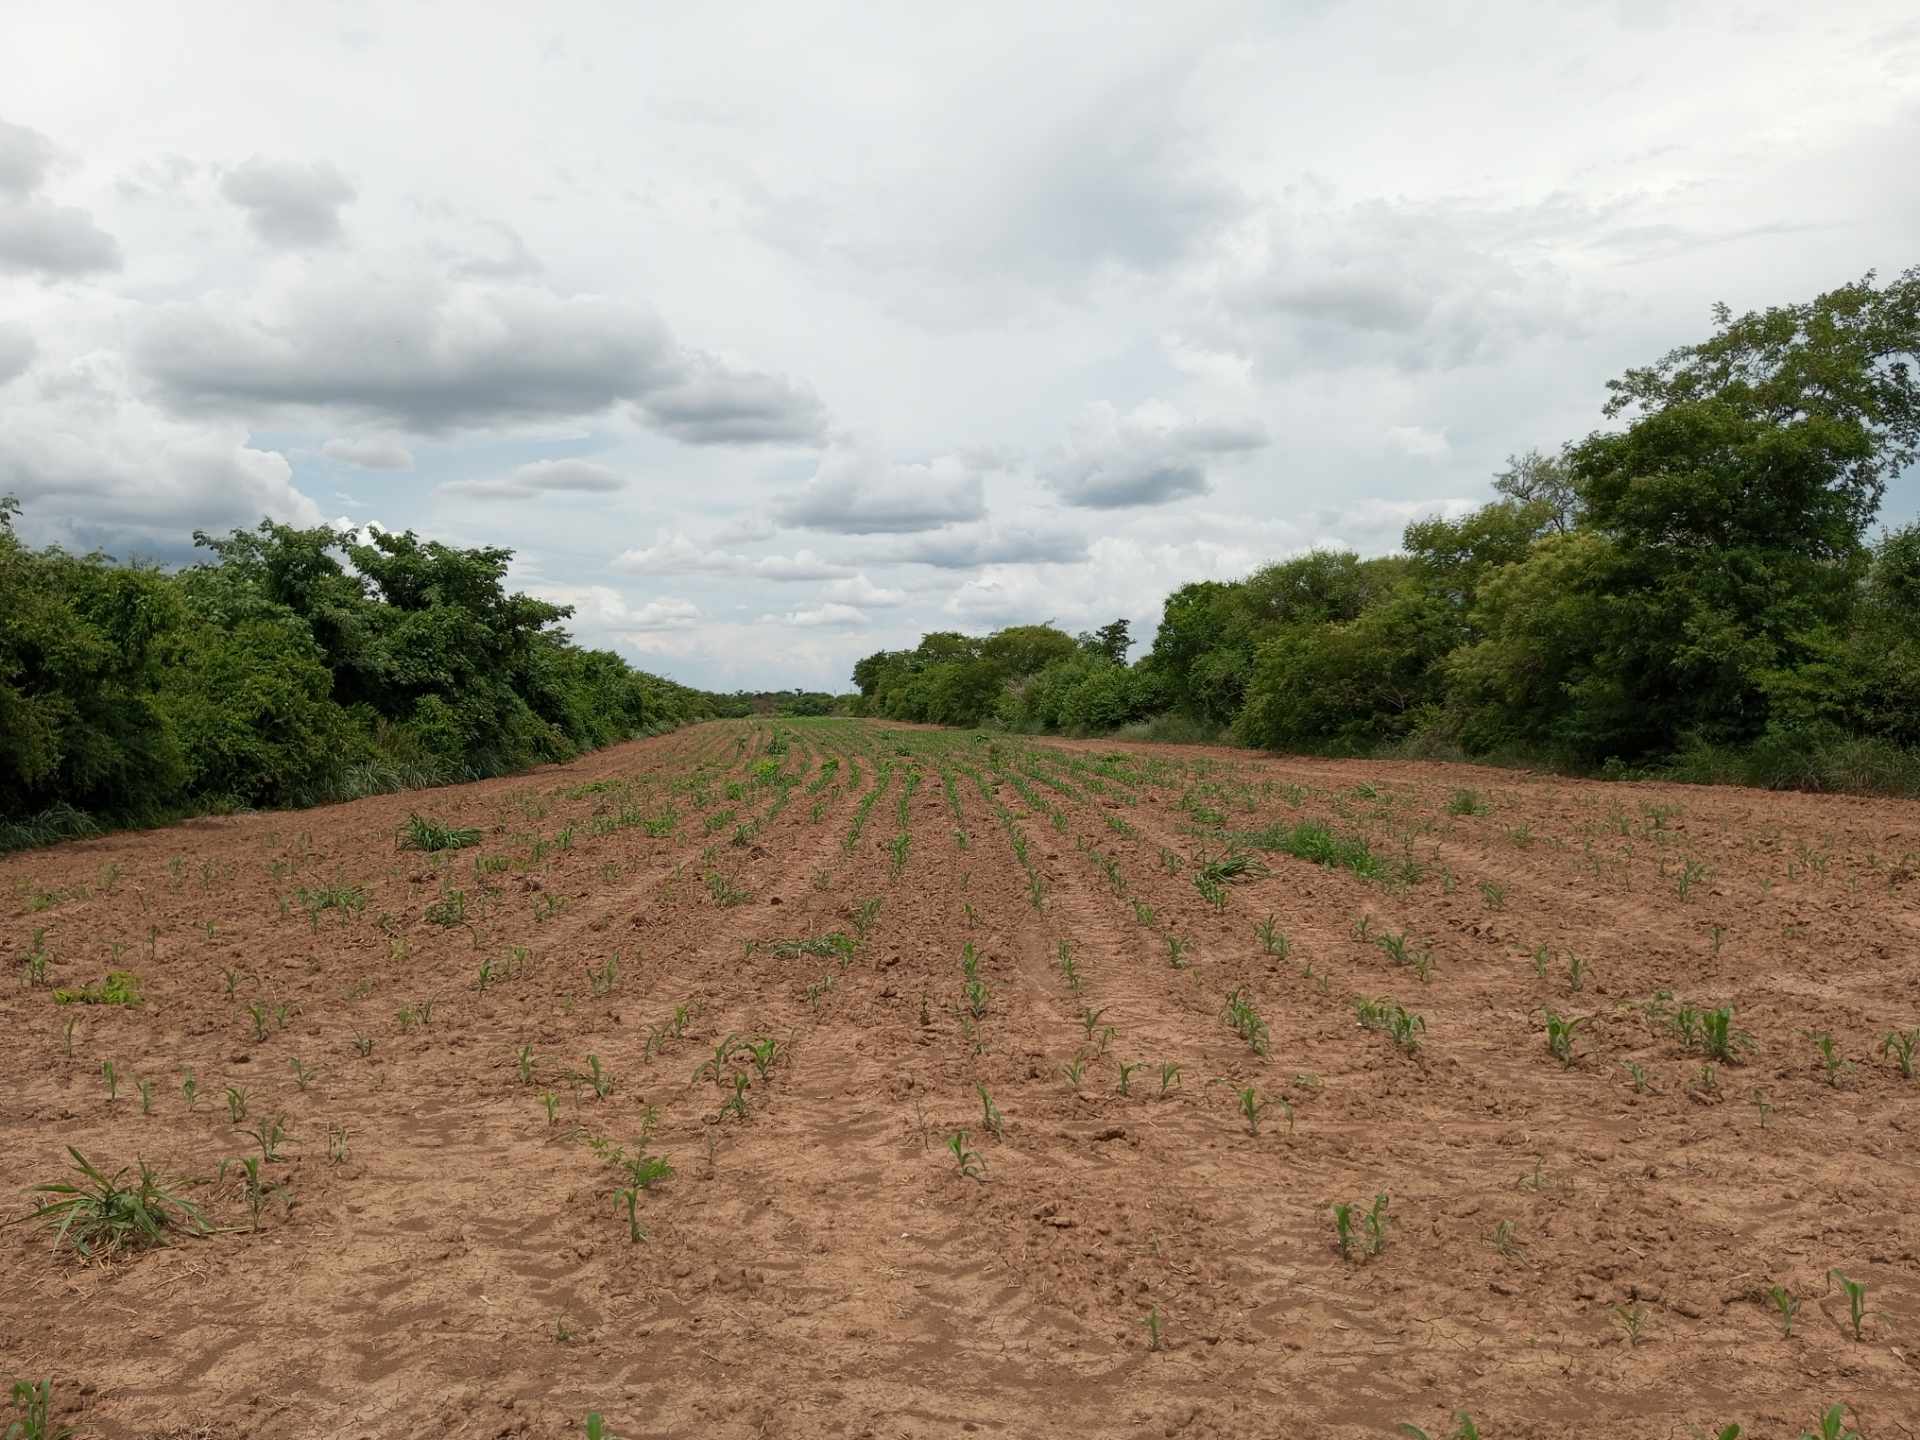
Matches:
[[2, 2, 1916, 692]]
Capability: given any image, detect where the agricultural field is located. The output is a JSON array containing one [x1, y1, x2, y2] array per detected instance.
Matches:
[[3, 718, 1917, 1439]]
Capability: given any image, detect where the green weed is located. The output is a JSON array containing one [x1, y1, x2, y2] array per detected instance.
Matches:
[[399, 815, 480, 852], [28, 1148, 206, 1258]]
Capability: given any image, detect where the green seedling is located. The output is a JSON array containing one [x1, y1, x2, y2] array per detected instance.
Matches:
[[1800, 1404, 1863, 1440], [977, 1084, 1003, 1138], [136, 1078, 154, 1115], [1158, 1061, 1182, 1096], [1809, 1032, 1851, 1086], [1332, 1193, 1389, 1259], [238, 1155, 286, 1231], [1165, 935, 1189, 969], [240, 1114, 292, 1162], [61, 1016, 76, 1057], [541, 1091, 559, 1126], [351, 1031, 373, 1057], [29, 1147, 206, 1258], [1062, 1058, 1085, 1090], [1479, 880, 1507, 911], [1614, 1303, 1647, 1345], [1234, 1085, 1289, 1136], [583, 1412, 618, 1440], [52, 970, 141, 1007], [1882, 1026, 1918, 1078], [1768, 1284, 1799, 1338], [4, 1378, 75, 1440], [946, 1130, 987, 1181], [964, 977, 990, 1019], [100, 1060, 118, 1102], [290, 1058, 316, 1091], [517, 1044, 535, 1085], [1827, 1270, 1871, 1340], [1254, 915, 1288, 959], [1079, 1006, 1107, 1040], [747, 1037, 779, 1082], [586, 1054, 614, 1100], [327, 1124, 350, 1165], [1141, 1306, 1163, 1352], [180, 1073, 200, 1111], [1398, 1417, 1482, 1440], [1492, 1220, 1519, 1257], [1702, 1006, 1753, 1063], [1117, 1061, 1144, 1097], [587, 954, 619, 996], [721, 1073, 750, 1120], [1544, 1012, 1588, 1067]]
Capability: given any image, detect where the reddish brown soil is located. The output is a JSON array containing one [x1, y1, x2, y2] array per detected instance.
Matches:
[[3, 719, 1918, 1439]]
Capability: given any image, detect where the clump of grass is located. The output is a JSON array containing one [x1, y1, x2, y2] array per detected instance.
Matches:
[[51, 970, 140, 1007], [1228, 821, 1378, 878], [399, 814, 480, 852], [28, 1148, 206, 1259]]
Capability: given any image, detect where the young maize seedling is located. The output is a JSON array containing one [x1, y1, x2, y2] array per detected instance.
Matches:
[[101, 1060, 118, 1102], [1614, 1303, 1647, 1346], [1768, 1284, 1799, 1338], [1117, 1061, 1144, 1097], [1882, 1026, 1918, 1078], [4, 1378, 74, 1440], [1567, 954, 1588, 993], [747, 1037, 779, 1082], [1062, 1058, 1085, 1090], [290, 1058, 316, 1092], [1809, 1032, 1852, 1086], [181, 1074, 200, 1111], [1701, 1006, 1753, 1063], [1141, 1306, 1163, 1352], [241, 1114, 293, 1162], [1079, 1006, 1107, 1040], [541, 1091, 559, 1126], [964, 978, 991, 1019], [351, 1030, 373, 1057], [977, 1084, 1004, 1139], [1332, 1201, 1358, 1258], [960, 941, 980, 978], [1234, 1085, 1281, 1136], [1479, 880, 1507, 911], [1544, 1012, 1588, 1068], [517, 1044, 534, 1085], [692, 1036, 739, 1086], [721, 1073, 751, 1121], [1165, 935, 1190, 969], [1623, 1061, 1650, 1094], [1398, 1416, 1482, 1440], [1363, 1193, 1389, 1255], [1800, 1404, 1863, 1440], [587, 1054, 614, 1100], [1827, 1270, 1871, 1341], [946, 1129, 987, 1182], [1492, 1220, 1519, 1257], [247, 1002, 270, 1042], [1255, 915, 1289, 960], [327, 1123, 350, 1165], [1158, 1061, 1182, 1096], [1751, 1088, 1772, 1128]]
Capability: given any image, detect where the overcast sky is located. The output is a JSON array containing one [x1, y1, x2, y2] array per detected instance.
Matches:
[[2, 2, 1916, 692]]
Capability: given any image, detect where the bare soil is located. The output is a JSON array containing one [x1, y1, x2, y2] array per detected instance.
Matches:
[[3, 719, 1917, 1439]]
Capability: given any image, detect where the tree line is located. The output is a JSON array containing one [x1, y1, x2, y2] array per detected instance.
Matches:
[[853, 267, 1920, 793], [0, 513, 726, 843]]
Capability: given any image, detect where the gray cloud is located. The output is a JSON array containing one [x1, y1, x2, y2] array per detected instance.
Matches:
[[134, 267, 832, 445], [889, 523, 1091, 569], [0, 355, 321, 559], [775, 448, 986, 533], [136, 272, 682, 432], [0, 119, 55, 198], [1042, 400, 1266, 509], [0, 201, 123, 277], [611, 534, 852, 580], [0, 322, 34, 385], [321, 435, 414, 470], [219, 156, 356, 247], [440, 458, 625, 500], [636, 355, 827, 445]]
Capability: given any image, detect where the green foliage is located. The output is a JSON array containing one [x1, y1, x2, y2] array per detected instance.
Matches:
[[28, 1147, 206, 1258], [0, 506, 718, 839], [399, 814, 480, 852], [5, 1378, 74, 1440], [841, 269, 1920, 793], [51, 970, 140, 1006]]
